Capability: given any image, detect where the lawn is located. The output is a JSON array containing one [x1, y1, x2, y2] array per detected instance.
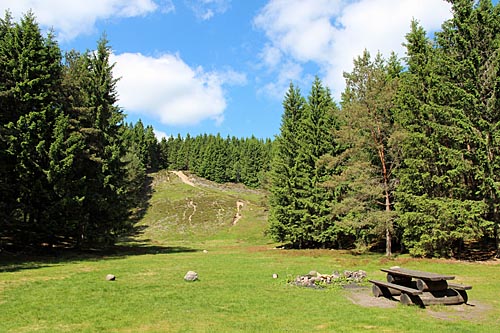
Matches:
[[1, 172, 499, 332]]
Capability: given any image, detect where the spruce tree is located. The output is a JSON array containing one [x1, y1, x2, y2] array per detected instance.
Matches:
[[269, 79, 339, 248], [395, 2, 500, 257], [436, 0, 500, 257], [0, 11, 64, 245], [295, 77, 339, 247], [83, 36, 130, 245], [269, 83, 306, 245], [0, 11, 17, 232]]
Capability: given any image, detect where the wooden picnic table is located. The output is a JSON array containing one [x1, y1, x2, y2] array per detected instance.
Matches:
[[369, 267, 472, 307]]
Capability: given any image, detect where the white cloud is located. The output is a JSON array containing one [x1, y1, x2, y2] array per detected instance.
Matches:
[[254, 0, 453, 99], [153, 129, 169, 140], [0, 0, 174, 41], [259, 43, 282, 70], [111, 52, 245, 126], [258, 60, 304, 100], [185, 0, 231, 21]]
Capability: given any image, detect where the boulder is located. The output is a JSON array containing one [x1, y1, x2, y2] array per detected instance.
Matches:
[[106, 274, 116, 281]]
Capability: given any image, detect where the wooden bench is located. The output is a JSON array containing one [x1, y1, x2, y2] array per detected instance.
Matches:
[[447, 282, 472, 291], [369, 279, 422, 296], [369, 279, 424, 306]]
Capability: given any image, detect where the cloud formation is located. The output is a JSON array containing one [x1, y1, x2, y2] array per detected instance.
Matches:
[[0, 0, 174, 41], [254, 0, 453, 98], [111, 52, 245, 126], [185, 0, 231, 20]]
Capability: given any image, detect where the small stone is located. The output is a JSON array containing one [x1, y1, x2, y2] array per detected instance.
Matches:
[[106, 274, 116, 281], [203, 250, 208, 254], [272, 273, 278, 279], [184, 271, 198, 281], [331, 271, 341, 279]]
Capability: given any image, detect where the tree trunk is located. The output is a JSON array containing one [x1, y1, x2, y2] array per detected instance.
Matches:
[[377, 138, 392, 257], [495, 221, 500, 258], [494, 205, 500, 258], [385, 188, 392, 257]]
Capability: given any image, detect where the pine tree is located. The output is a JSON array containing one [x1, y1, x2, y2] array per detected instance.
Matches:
[[295, 77, 339, 247], [240, 136, 265, 187], [324, 50, 401, 255], [435, 0, 500, 257], [82, 35, 130, 245], [175, 133, 191, 171], [394, 2, 500, 257], [158, 137, 169, 169], [0, 11, 64, 245], [0, 11, 17, 233], [269, 83, 306, 244], [269, 79, 339, 248]]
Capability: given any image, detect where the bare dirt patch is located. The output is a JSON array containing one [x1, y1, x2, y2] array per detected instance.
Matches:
[[172, 171, 196, 187], [425, 301, 493, 321], [345, 288, 492, 321], [232, 200, 244, 225], [345, 288, 397, 308]]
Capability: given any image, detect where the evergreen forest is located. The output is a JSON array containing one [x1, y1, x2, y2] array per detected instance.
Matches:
[[2, 1, 500, 259]]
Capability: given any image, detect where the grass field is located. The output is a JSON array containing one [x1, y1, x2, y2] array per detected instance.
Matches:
[[1, 171, 499, 332]]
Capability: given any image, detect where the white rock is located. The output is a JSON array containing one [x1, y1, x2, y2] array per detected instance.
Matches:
[[272, 273, 278, 279], [184, 271, 198, 281], [106, 274, 116, 281]]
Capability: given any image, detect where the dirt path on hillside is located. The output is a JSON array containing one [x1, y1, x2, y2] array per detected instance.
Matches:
[[172, 171, 247, 226], [172, 171, 196, 187], [232, 200, 244, 225]]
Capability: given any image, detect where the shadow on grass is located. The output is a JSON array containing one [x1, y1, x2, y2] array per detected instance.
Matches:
[[0, 174, 200, 273], [0, 241, 198, 273]]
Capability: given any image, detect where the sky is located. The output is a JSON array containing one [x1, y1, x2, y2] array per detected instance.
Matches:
[[1, 0, 455, 139]]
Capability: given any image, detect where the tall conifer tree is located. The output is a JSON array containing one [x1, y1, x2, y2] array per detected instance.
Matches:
[[323, 51, 401, 255], [295, 78, 339, 247], [0, 11, 64, 244], [269, 79, 339, 248], [269, 83, 306, 244], [395, 1, 500, 257]]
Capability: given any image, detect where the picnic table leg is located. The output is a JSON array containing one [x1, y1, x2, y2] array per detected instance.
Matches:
[[456, 289, 468, 304], [416, 279, 448, 292], [411, 290, 467, 306], [386, 274, 412, 286], [400, 293, 425, 307], [372, 284, 400, 297]]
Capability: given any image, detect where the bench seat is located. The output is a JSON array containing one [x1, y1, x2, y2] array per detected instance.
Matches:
[[369, 279, 422, 296], [447, 282, 472, 290]]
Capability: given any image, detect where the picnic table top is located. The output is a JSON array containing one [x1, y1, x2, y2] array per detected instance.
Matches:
[[381, 267, 455, 281]]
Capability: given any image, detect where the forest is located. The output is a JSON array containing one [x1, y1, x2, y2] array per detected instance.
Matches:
[[2, 0, 500, 258]]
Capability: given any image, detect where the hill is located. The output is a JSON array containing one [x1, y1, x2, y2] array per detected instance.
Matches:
[[132, 170, 271, 247]]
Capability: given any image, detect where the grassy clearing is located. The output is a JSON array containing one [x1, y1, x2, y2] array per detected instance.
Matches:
[[1, 171, 499, 332]]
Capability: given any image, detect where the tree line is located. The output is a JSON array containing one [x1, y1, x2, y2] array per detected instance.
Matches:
[[123, 120, 273, 188], [158, 133, 272, 187], [269, 0, 500, 258]]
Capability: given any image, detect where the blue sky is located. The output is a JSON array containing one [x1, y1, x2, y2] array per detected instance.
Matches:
[[1, 0, 454, 139]]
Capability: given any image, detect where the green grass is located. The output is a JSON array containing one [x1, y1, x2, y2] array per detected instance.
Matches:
[[1, 171, 499, 332]]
